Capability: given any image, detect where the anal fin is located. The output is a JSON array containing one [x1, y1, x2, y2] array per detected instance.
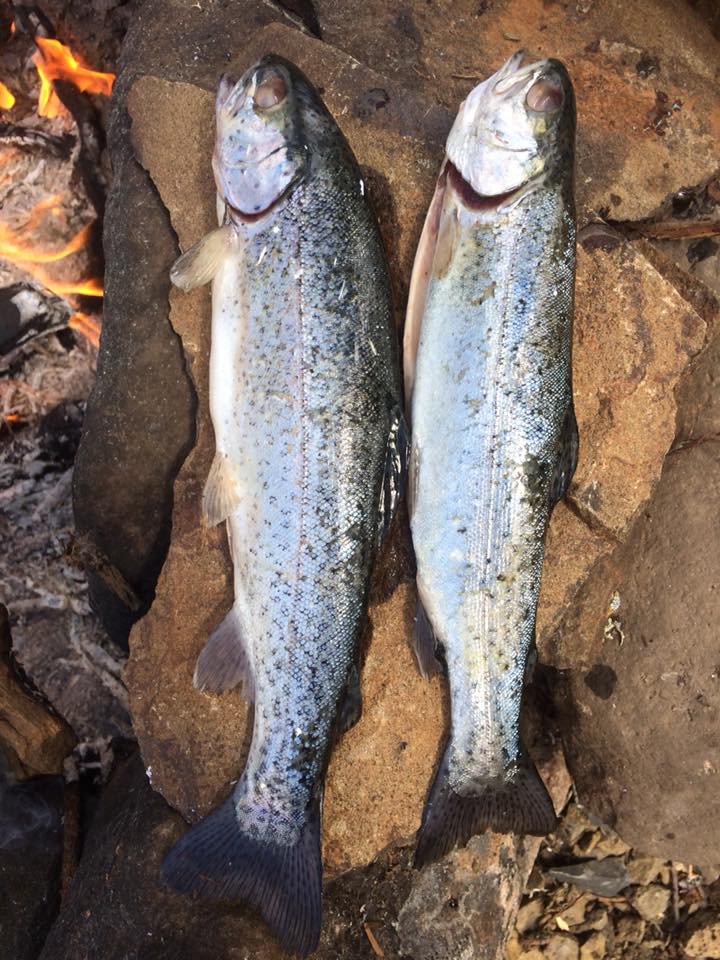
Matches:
[[412, 597, 444, 679], [337, 664, 362, 733], [203, 453, 242, 526], [549, 405, 579, 506], [194, 606, 254, 700]]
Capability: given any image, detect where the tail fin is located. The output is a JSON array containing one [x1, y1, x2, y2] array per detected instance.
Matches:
[[414, 744, 556, 867], [162, 794, 322, 957]]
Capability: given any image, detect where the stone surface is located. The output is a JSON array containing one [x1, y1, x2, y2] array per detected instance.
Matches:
[[0, 763, 65, 960], [0, 606, 75, 779], [684, 917, 720, 959], [626, 856, 664, 887], [579, 931, 608, 960], [123, 17, 715, 868], [551, 438, 720, 863], [543, 933, 580, 960], [515, 897, 545, 935], [632, 885, 670, 924], [73, 0, 720, 948]]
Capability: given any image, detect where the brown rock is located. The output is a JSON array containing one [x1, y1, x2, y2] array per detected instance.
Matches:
[[580, 931, 608, 960], [684, 917, 720, 959], [554, 439, 720, 862], [515, 896, 546, 935], [566, 240, 706, 542], [0, 606, 75, 779], [626, 855, 665, 886], [616, 911, 649, 941], [544, 933, 580, 960], [632, 886, 669, 924]]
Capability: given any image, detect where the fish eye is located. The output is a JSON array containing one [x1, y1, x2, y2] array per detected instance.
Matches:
[[526, 77, 563, 113], [253, 74, 288, 110]]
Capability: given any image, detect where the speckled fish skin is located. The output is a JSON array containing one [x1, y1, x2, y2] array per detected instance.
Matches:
[[162, 56, 403, 956], [407, 54, 577, 865]]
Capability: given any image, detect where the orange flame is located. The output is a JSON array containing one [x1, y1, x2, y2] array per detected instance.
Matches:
[[52, 277, 103, 297], [0, 220, 93, 264], [32, 36, 115, 118], [68, 312, 101, 347], [0, 199, 103, 344], [0, 81, 15, 110]]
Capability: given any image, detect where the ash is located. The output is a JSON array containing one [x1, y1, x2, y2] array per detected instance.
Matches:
[[0, 330, 130, 743]]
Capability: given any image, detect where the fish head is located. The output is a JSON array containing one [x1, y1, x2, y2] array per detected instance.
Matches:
[[213, 56, 309, 221], [446, 52, 575, 199]]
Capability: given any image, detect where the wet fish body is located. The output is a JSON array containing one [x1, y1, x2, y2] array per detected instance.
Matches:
[[406, 54, 577, 864], [162, 57, 404, 955]]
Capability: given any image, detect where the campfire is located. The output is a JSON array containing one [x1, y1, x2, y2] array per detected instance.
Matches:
[[0, 6, 129, 772], [0, 14, 114, 373]]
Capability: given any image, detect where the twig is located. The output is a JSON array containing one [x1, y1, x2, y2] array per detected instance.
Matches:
[[611, 218, 720, 241], [670, 863, 680, 925], [363, 923, 385, 957]]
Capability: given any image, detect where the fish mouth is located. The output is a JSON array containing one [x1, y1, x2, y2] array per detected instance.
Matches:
[[490, 51, 546, 99], [445, 160, 525, 212]]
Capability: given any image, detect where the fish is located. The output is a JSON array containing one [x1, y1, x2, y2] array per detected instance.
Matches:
[[404, 51, 577, 866], [161, 55, 406, 955]]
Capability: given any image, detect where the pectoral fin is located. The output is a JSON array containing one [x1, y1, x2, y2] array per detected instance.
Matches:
[[403, 166, 448, 404], [203, 453, 242, 526], [170, 223, 233, 291], [412, 596, 444, 679]]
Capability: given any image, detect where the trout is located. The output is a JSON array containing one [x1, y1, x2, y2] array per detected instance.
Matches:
[[162, 56, 406, 954], [405, 52, 577, 866]]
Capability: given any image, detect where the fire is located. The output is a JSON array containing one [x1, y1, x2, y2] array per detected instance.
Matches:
[[0, 81, 14, 110], [32, 36, 114, 119], [68, 312, 101, 348], [0, 198, 103, 343], [0, 220, 93, 264], [0, 37, 112, 346]]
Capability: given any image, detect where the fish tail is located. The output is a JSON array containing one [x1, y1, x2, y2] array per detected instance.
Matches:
[[162, 792, 322, 957], [414, 743, 556, 867]]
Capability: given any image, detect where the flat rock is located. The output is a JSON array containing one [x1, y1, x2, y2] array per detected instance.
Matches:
[[632, 885, 670, 924], [74, 0, 720, 944], [552, 438, 720, 862], [543, 933, 580, 960]]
